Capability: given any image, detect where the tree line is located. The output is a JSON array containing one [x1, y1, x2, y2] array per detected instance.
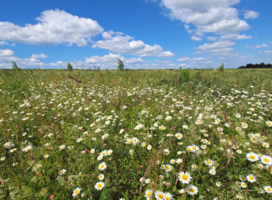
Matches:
[[238, 62, 272, 69]]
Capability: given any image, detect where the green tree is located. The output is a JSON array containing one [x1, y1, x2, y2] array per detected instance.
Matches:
[[12, 61, 21, 71], [219, 63, 224, 72], [67, 62, 74, 71], [117, 59, 124, 71]]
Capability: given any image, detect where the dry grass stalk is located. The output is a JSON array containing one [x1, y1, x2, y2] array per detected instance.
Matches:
[[175, 153, 186, 186], [140, 126, 174, 195], [218, 122, 222, 140], [68, 75, 81, 83], [179, 188, 188, 200], [226, 135, 235, 170]]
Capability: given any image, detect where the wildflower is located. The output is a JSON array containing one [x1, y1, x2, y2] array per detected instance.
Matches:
[[77, 138, 83, 143], [90, 149, 95, 154], [59, 145, 65, 151], [164, 192, 173, 200], [266, 121, 272, 127], [165, 164, 172, 172], [175, 133, 183, 140], [178, 172, 192, 184], [145, 179, 150, 184], [216, 182, 221, 187], [204, 159, 214, 166], [246, 174, 256, 183], [164, 149, 170, 155], [209, 169, 216, 175], [260, 155, 272, 165], [58, 169, 66, 176], [241, 182, 247, 188], [187, 185, 198, 196], [239, 175, 246, 181], [165, 116, 172, 121], [159, 125, 166, 130], [236, 195, 243, 199], [22, 145, 32, 152], [262, 142, 270, 148], [129, 149, 134, 155], [176, 159, 183, 164], [142, 142, 146, 147], [246, 152, 259, 162], [170, 159, 175, 164], [147, 145, 152, 150], [98, 162, 107, 171], [107, 149, 113, 155], [154, 191, 165, 200], [145, 189, 153, 198], [264, 185, 272, 193], [235, 113, 241, 118], [98, 174, 104, 180], [95, 182, 105, 190]]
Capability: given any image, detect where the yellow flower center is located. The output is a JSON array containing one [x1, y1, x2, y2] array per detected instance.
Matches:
[[267, 188, 271, 192], [250, 155, 255, 159], [166, 166, 170, 170], [190, 188, 195, 193], [250, 177, 253, 180], [75, 190, 79, 195], [264, 158, 269, 163], [101, 164, 104, 168], [147, 192, 151, 196], [158, 194, 164, 199], [207, 161, 210, 164], [98, 184, 102, 188], [182, 174, 188, 180], [166, 197, 170, 200]]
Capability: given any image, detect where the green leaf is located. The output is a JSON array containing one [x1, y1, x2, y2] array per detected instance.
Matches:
[[99, 187, 111, 200]]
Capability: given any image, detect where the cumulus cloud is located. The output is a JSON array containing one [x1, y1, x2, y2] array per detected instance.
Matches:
[[92, 31, 174, 58], [244, 10, 259, 19], [30, 54, 47, 59], [191, 36, 202, 41], [159, 0, 250, 35], [207, 36, 218, 41], [0, 49, 14, 57], [184, 24, 192, 34], [177, 56, 204, 61], [0, 9, 103, 47], [197, 40, 235, 52], [219, 33, 252, 40], [245, 43, 269, 48]]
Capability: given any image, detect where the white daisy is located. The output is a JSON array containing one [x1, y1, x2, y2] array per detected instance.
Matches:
[[264, 185, 272, 193], [260, 155, 272, 165], [98, 162, 107, 171], [246, 174, 256, 183], [178, 171, 192, 184], [187, 185, 198, 196], [94, 182, 105, 190], [72, 187, 81, 197], [246, 152, 259, 162], [154, 190, 165, 200]]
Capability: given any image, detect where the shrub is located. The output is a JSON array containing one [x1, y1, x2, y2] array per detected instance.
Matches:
[[117, 59, 124, 71], [67, 62, 74, 71], [219, 63, 224, 72]]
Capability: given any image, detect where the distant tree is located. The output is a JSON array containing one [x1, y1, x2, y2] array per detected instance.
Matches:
[[219, 63, 224, 72], [67, 62, 74, 71], [117, 59, 124, 71], [12, 61, 21, 71]]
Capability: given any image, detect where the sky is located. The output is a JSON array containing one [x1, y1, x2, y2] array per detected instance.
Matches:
[[0, 0, 271, 69]]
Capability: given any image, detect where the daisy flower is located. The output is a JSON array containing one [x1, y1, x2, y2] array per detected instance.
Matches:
[[236, 195, 243, 199], [59, 144, 65, 151], [94, 182, 105, 190], [264, 185, 272, 193], [170, 159, 175, 164], [246, 174, 256, 183], [266, 121, 272, 127], [187, 185, 198, 196], [164, 149, 170, 155], [216, 182, 221, 187], [165, 164, 172, 172], [176, 159, 183, 164], [204, 159, 214, 166], [235, 113, 241, 118], [209, 169, 216, 175], [165, 116, 172, 121], [129, 149, 134, 155], [241, 182, 247, 188], [178, 171, 192, 184], [260, 155, 272, 165], [175, 133, 183, 140], [98, 174, 104, 180], [154, 191, 165, 200], [246, 152, 259, 162], [33, 163, 42, 172], [159, 125, 166, 130], [164, 192, 173, 200], [145, 179, 150, 184], [58, 169, 66, 176], [98, 162, 107, 171], [262, 142, 270, 148], [72, 187, 81, 197], [145, 189, 153, 198]]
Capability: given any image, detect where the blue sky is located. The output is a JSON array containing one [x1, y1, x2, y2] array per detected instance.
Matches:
[[0, 0, 271, 69]]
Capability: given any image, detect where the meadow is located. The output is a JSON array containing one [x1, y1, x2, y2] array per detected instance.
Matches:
[[0, 68, 271, 200]]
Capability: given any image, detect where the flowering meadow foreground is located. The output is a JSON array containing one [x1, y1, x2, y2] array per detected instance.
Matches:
[[0, 68, 271, 200]]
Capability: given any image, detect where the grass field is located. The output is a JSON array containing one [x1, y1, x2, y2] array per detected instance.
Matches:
[[0, 68, 271, 200]]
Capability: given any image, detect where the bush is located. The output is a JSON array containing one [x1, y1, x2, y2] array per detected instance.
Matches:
[[179, 68, 190, 82], [219, 63, 224, 72], [11, 61, 22, 71], [117, 59, 124, 71], [67, 62, 74, 71]]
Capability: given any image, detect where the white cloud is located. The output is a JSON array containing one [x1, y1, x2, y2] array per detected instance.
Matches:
[[125, 58, 144, 64], [244, 10, 259, 19], [160, 0, 250, 35], [177, 56, 204, 61], [197, 40, 235, 52], [92, 31, 174, 58], [254, 43, 269, 48], [30, 54, 47, 59], [207, 36, 218, 41], [220, 33, 252, 40], [0, 9, 103, 47], [191, 36, 202, 41], [245, 43, 269, 49], [0, 49, 14, 57], [184, 24, 192, 34]]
